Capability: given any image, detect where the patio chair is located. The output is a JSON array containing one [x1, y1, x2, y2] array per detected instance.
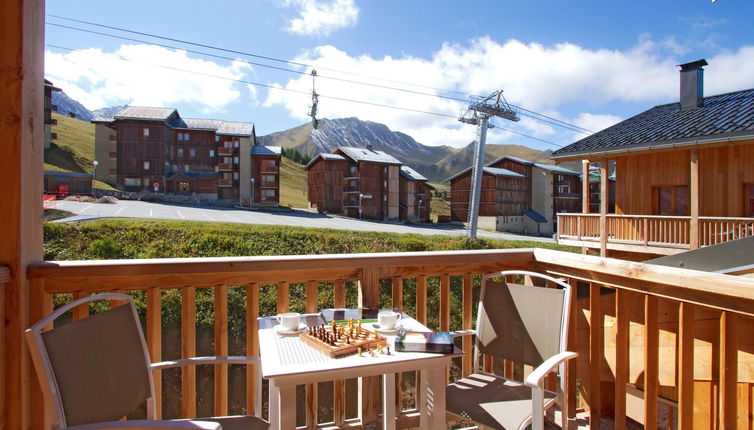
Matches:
[[447, 270, 577, 430], [25, 293, 268, 430]]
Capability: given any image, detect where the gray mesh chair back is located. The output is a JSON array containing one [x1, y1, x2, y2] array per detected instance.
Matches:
[[26, 294, 156, 428], [475, 273, 568, 368]]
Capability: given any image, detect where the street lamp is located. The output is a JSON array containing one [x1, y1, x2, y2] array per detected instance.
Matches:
[[250, 177, 255, 207], [358, 193, 363, 220], [92, 160, 98, 194]]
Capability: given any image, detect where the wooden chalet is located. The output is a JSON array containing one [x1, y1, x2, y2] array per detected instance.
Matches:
[[306, 146, 405, 221], [399, 166, 434, 223], [448, 156, 581, 234], [43, 79, 60, 150], [554, 59, 754, 257], [5, 4, 754, 429], [93, 107, 278, 206]]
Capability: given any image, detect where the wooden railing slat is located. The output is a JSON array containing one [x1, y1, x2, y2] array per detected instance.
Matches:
[[565, 278, 578, 419], [147, 288, 162, 419], [392, 277, 403, 311], [678, 302, 695, 430], [334, 279, 345, 309], [416, 275, 427, 325], [181, 286, 197, 418], [589, 283, 602, 429], [246, 284, 260, 416], [644, 295, 659, 430], [306, 281, 318, 314], [614, 289, 629, 430], [277, 281, 289, 314], [462, 274, 473, 377], [440, 275, 450, 332], [72, 291, 88, 321], [333, 279, 346, 426], [720, 312, 738, 429], [214, 285, 229, 416]]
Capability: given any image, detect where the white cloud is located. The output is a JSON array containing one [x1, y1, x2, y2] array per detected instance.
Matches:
[[283, 0, 359, 36], [264, 37, 754, 149], [45, 44, 255, 112]]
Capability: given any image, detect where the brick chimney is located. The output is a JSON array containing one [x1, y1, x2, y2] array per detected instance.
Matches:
[[678, 59, 708, 110]]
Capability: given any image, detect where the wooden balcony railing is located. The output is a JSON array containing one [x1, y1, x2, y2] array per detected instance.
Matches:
[[218, 147, 234, 156], [558, 213, 754, 254], [25, 249, 754, 429], [217, 178, 234, 188], [218, 163, 234, 171]]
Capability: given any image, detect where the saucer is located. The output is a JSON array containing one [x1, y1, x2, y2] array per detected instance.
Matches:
[[274, 323, 307, 336], [372, 323, 403, 335]]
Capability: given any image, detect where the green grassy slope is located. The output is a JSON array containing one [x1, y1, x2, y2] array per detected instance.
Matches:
[[279, 157, 308, 208]]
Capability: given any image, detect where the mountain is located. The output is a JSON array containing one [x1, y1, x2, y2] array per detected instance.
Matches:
[[51, 91, 94, 122], [92, 105, 127, 120], [259, 117, 563, 183]]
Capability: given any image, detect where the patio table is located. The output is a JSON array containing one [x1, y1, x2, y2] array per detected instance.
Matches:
[[258, 309, 462, 430]]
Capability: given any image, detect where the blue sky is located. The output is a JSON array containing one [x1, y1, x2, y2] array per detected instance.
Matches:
[[45, 0, 754, 151]]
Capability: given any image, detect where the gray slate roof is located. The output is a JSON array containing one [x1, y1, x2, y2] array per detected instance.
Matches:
[[43, 170, 93, 179], [446, 166, 525, 182], [251, 146, 281, 155], [304, 153, 347, 169], [337, 146, 402, 165], [166, 171, 219, 180], [173, 118, 224, 130], [399, 166, 427, 181], [217, 121, 254, 136], [114, 106, 176, 121], [553, 88, 754, 159], [534, 163, 579, 175]]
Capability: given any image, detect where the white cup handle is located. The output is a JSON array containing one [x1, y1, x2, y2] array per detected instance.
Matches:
[[396, 313, 402, 321]]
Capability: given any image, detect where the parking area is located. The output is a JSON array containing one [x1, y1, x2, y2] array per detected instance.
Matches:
[[53, 200, 555, 243]]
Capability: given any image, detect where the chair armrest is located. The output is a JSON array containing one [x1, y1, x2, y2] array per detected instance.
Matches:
[[524, 351, 578, 388], [151, 356, 260, 370], [67, 419, 222, 430], [451, 329, 475, 338]]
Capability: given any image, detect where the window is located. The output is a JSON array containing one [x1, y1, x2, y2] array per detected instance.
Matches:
[[224, 141, 231, 148], [262, 189, 276, 197], [143, 128, 150, 137], [209, 150, 215, 157], [223, 157, 232, 164], [557, 174, 565, 182], [177, 148, 184, 157], [233, 172, 239, 180], [223, 172, 233, 179], [142, 178, 150, 187], [108, 152, 116, 159], [215, 136, 220, 142], [234, 141, 240, 148], [143, 161, 150, 170], [123, 178, 140, 186], [233, 156, 240, 164], [184, 164, 190, 172], [264, 175, 276, 182], [172, 164, 178, 172], [183, 133, 189, 142], [350, 166, 357, 174], [190, 149, 196, 158], [746, 184, 754, 217], [557, 185, 570, 194], [655, 186, 689, 216], [177, 133, 183, 141]]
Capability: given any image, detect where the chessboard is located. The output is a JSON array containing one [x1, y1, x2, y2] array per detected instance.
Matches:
[[300, 319, 388, 357]]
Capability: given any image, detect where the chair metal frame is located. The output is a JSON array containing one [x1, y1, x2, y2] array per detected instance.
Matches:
[[25, 293, 263, 430], [456, 270, 578, 430]]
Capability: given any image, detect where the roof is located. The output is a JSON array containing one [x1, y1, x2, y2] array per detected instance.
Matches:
[[172, 118, 223, 130], [114, 106, 177, 121], [553, 88, 754, 159], [337, 146, 402, 165], [216, 121, 254, 136], [446, 166, 525, 182], [44, 79, 61, 92], [43, 170, 93, 179], [399, 166, 427, 181], [523, 209, 548, 223], [304, 153, 347, 169], [251, 146, 281, 155], [533, 163, 579, 175], [646, 236, 754, 275]]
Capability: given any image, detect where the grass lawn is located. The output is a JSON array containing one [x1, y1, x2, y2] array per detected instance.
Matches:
[[279, 157, 308, 208]]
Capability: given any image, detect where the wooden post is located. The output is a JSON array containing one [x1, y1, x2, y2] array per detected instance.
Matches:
[[589, 284, 602, 429], [1, 0, 44, 427], [181, 287, 197, 418], [462, 274, 473, 377], [614, 290, 629, 430], [246, 284, 260, 416], [582, 159, 590, 254], [690, 150, 700, 249], [599, 161, 608, 257], [214, 285, 229, 416], [332, 279, 346, 426], [147, 288, 162, 419], [720, 312, 738, 429], [277, 281, 289, 314], [644, 296, 659, 430], [358, 268, 380, 426], [416, 275, 427, 325]]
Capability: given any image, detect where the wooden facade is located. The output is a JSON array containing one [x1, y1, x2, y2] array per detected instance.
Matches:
[[398, 169, 433, 223], [116, 119, 170, 192], [43, 170, 93, 197], [251, 151, 281, 206], [306, 155, 349, 213], [450, 171, 527, 222]]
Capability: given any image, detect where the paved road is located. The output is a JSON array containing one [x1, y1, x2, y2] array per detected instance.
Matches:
[[53, 200, 555, 243]]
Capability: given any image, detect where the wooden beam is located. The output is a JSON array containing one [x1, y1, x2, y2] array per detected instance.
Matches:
[[600, 161, 608, 257], [614, 289, 629, 430], [245, 284, 260, 416], [276, 281, 289, 314], [690, 150, 700, 249], [678, 302, 694, 430], [582, 159, 590, 213], [392, 277, 403, 311], [439, 275, 450, 332], [1, 0, 44, 427], [589, 283, 602, 429], [416, 275, 427, 325], [357, 268, 380, 426], [333, 279, 345, 309], [462, 274, 473, 377], [306, 281, 318, 314]]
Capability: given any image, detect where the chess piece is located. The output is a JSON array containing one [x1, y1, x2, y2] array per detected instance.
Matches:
[[358, 347, 362, 357], [377, 344, 383, 355]]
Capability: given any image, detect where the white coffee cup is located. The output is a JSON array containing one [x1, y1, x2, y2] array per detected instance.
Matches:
[[278, 312, 301, 331], [378, 311, 402, 330]]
